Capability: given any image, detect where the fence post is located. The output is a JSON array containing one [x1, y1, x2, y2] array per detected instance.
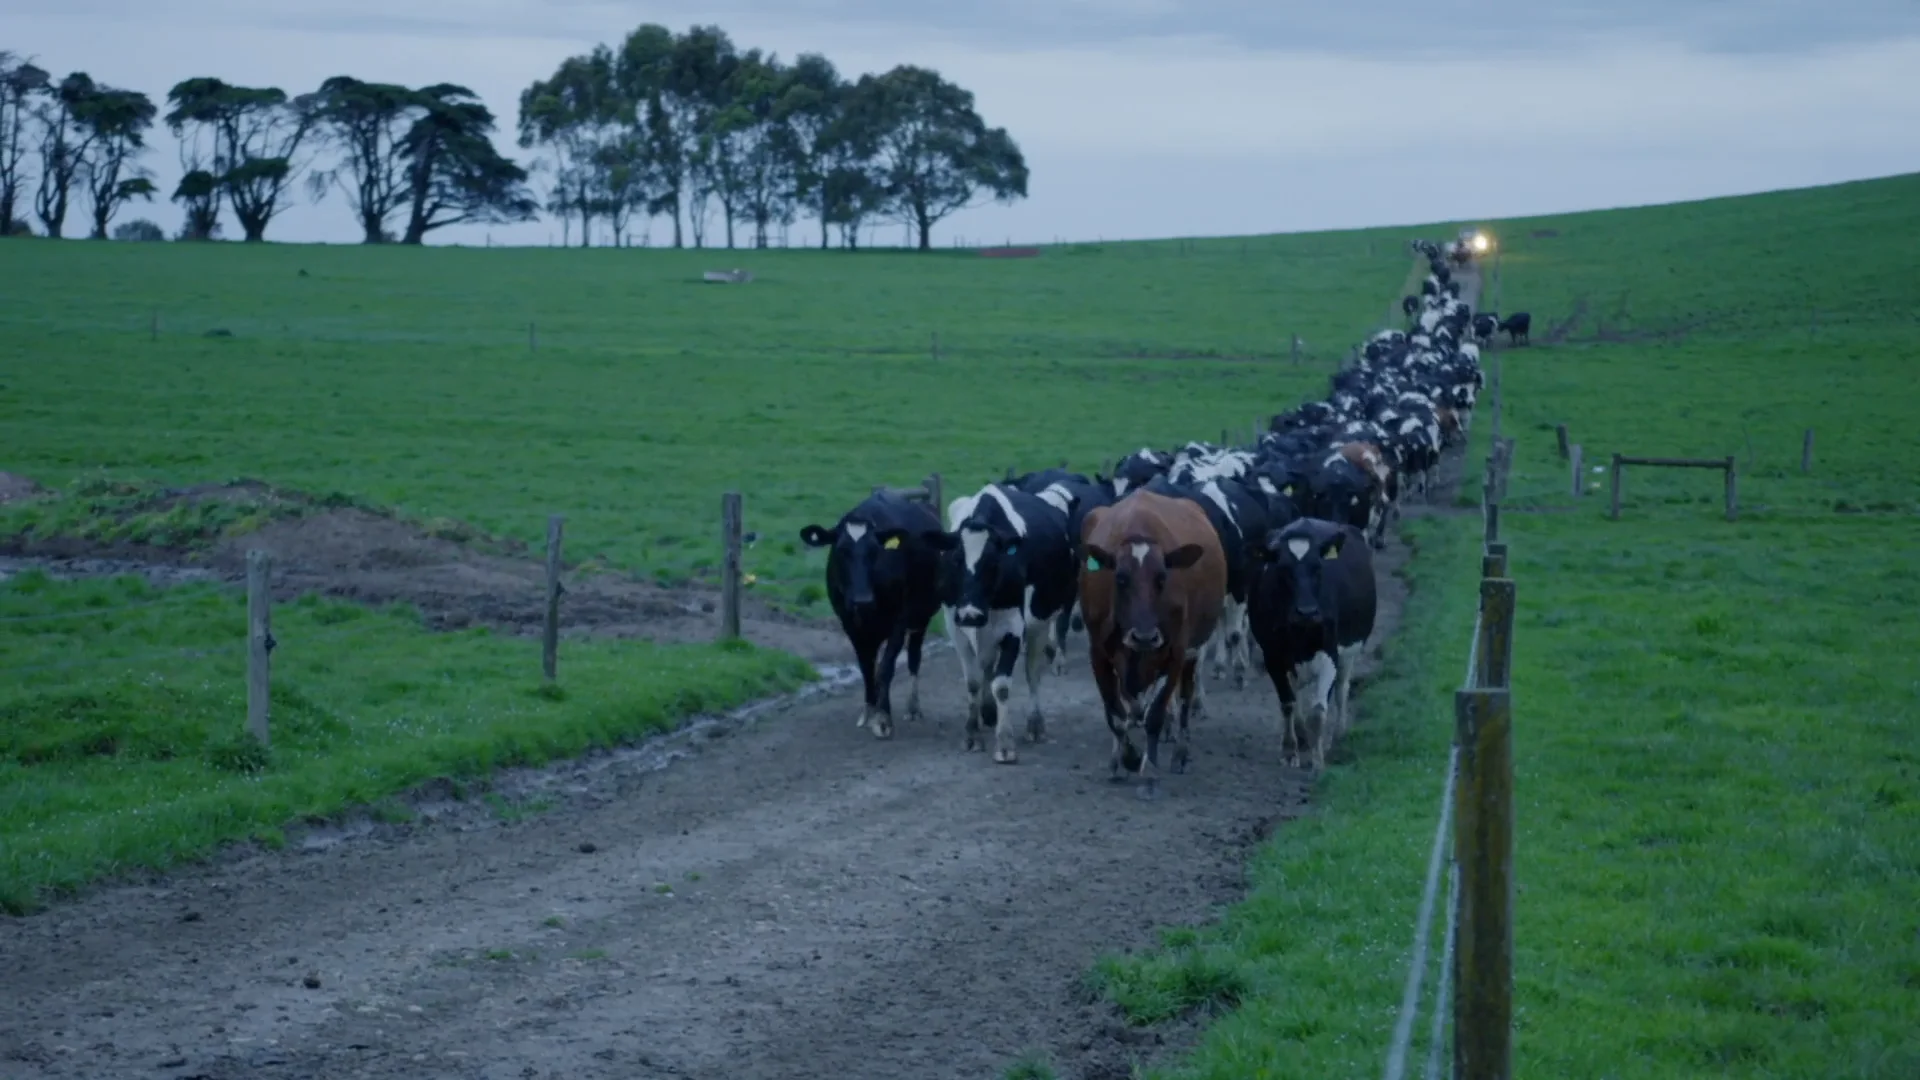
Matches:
[[1724, 456, 1738, 522], [1569, 445, 1583, 498], [720, 492, 743, 640], [1475, 577, 1515, 690], [246, 550, 272, 749], [925, 472, 944, 517], [542, 515, 564, 682], [1554, 424, 1569, 460], [1609, 454, 1623, 520], [1801, 428, 1814, 473], [1291, 334, 1301, 363], [1482, 542, 1508, 580], [1451, 686, 1515, 1080]]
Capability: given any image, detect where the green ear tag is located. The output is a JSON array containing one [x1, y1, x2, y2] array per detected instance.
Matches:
[[1086, 555, 1100, 571]]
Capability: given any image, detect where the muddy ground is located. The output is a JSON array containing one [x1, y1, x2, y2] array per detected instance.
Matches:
[[0, 270, 1483, 1080]]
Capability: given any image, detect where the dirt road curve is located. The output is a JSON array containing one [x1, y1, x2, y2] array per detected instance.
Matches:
[[0, 267, 1479, 1080]]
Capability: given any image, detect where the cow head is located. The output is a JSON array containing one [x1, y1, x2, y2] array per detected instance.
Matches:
[[1309, 460, 1372, 529], [800, 519, 948, 612], [949, 522, 1024, 628], [1257, 523, 1350, 626], [1084, 537, 1204, 653]]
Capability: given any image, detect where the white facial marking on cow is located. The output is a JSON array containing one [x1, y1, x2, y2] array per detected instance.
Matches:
[[982, 485, 1028, 537], [946, 493, 981, 531], [1112, 477, 1131, 496], [844, 522, 868, 543], [1037, 483, 1074, 515], [1286, 537, 1311, 560], [1129, 541, 1149, 564], [961, 527, 989, 572], [1257, 477, 1278, 495]]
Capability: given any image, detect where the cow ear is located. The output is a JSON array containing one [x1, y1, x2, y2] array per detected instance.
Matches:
[[799, 524, 835, 548], [1084, 544, 1115, 572], [1322, 532, 1346, 561], [1162, 543, 1205, 571]]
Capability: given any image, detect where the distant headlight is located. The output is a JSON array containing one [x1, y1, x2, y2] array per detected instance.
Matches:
[[1471, 233, 1490, 253]]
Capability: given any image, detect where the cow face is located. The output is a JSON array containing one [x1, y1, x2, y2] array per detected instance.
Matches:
[[1111, 451, 1167, 497], [1085, 539, 1204, 653], [1260, 526, 1349, 625], [801, 520, 943, 612], [950, 525, 1024, 628]]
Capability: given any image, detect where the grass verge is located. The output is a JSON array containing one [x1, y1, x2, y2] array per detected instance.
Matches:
[[0, 570, 816, 914]]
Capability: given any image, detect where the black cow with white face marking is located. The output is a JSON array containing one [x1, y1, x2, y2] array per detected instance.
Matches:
[[1472, 312, 1498, 345], [1248, 518, 1377, 771], [1110, 448, 1171, 497], [799, 491, 953, 739], [942, 483, 1077, 764], [1308, 453, 1377, 543]]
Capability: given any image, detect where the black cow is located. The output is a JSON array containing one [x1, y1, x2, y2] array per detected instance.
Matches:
[[943, 483, 1077, 763], [1499, 311, 1531, 346], [1471, 312, 1498, 345], [799, 491, 950, 739], [1401, 294, 1420, 317], [1247, 518, 1377, 771], [1307, 453, 1378, 547], [1111, 448, 1172, 497], [1012, 468, 1114, 671]]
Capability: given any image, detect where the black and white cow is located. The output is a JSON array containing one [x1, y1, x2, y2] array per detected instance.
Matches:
[[1110, 448, 1172, 497], [1011, 468, 1114, 671], [1471, 312, 1498, 345], [943, 483, 1078, 763], [1248, 518, 1378, 771], [799, 490, 951, 739]]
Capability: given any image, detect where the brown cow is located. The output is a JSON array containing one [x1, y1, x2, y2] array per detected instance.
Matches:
[[1339, 439, 1398, 531], [1078, 489, 1227, 798]]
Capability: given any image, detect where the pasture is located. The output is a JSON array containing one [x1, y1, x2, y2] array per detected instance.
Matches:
[[1098, 172, 1920, 1079], [0, 169, 1914, 1080]]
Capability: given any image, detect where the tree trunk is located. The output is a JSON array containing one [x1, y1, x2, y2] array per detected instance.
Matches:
[[362, 210, 385, 243], [915, 202, 933, 251]]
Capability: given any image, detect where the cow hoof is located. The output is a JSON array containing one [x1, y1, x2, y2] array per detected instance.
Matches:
[[993, 747, 1018, 765], [869, 716, 894, 739], [1025, 714, 1046, 743], [1135, 779, 1159, 802], [1173, 746, 1191, 773], [855, 708, 868, 728]]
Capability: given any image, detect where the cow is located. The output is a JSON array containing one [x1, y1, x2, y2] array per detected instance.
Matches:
[[799, 491, 951, 738], [1247, 518, 1377, 771], [1401, 294, 1420, 318], [1141, 474, 1267, 689], [1111, 448, 1171, 496], [1308, 453, 1378, 548], [1499, 312, 1531, 346], [943, 483, 1077, 763], [1078, 488, 1227, 798], [1471, 312, 1498, 345], [1012, 468, 1114, 672]]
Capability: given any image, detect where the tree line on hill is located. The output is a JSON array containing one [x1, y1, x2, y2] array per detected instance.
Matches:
[[0, 27, 1026, 249]]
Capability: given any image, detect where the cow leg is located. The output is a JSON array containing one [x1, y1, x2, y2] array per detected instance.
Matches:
[[866, 623, 908, 739], [903, 626, 927, 723], [851, 631, 882, 730], [949, 613, 986, 752], [1021, 617, 1050, 747], [1172, 654, 1199, 774], [1293, 652, 1337, 770], [1218, 597, 1248, 690], [985, 631, 1022, 763], [1268, 658, 1301, 767], [1334, 641, 1365, 740], [1092, 648, 1140, 782], [1047, 603, 1072, 676], [1135, 676, 1178, 800]]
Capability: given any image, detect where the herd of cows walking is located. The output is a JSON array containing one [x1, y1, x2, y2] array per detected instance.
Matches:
[[799, 238, 1518, 796]]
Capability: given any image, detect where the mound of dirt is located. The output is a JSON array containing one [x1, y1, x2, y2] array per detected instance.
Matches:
[[0, 471, 45, 504]]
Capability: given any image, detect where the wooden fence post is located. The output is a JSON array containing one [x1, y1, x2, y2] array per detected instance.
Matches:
[[1609, 454, 1623, 520], [1569, 445, 1583, 498], [1801, 428, 1814, 473], [1496, 438, 1515, 503], [1452, 686, 1515, 1080], [1724, 456, 1738, 522], [1482, 542, 1508, 581], [1474, 578, 1515, 690], [246, 550, 272, 748], [720, 492, 743, 640], [542, 515, 564, 681], [925, 472, 944, 516], [1554, 424, 1569, 460]]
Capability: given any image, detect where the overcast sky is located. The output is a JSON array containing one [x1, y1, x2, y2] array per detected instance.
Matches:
[[5, 1, 1920, 246]]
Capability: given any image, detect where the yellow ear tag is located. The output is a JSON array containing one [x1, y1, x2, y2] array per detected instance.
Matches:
[[1283, 485, 1295, 495], [883, 536, 901, 550], [1325, 547, 1339, 560]]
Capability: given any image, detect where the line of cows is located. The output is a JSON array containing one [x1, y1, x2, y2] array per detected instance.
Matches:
[[799, 252, 1489, 796]]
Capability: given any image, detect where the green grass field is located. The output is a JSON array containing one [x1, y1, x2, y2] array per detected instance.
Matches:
[[1090, 172, 1920, 1078], [1, 222, 1433, 910]]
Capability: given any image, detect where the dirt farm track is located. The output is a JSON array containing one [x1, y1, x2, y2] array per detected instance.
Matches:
[[0, 277, 1481, 1080]]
